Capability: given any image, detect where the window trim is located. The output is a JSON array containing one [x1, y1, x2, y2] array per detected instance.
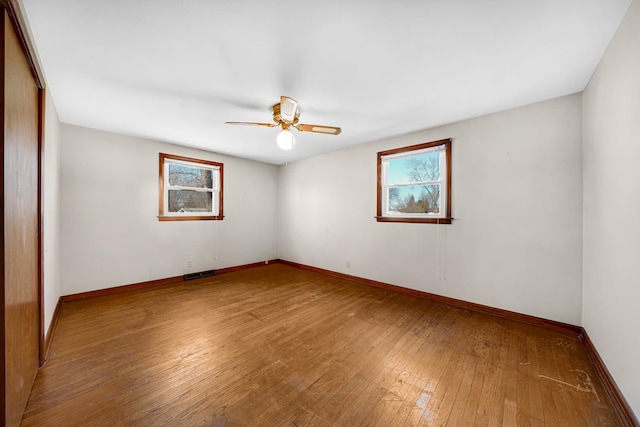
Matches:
[[376, 138, 452, 224], [158, 153, 224, 221]]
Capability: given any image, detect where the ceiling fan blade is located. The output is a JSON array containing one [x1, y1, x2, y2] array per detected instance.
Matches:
[[225, 121, 277, 127], [295, 123, 342, 135]]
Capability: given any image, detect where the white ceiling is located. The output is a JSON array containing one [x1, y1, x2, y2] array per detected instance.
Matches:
[[22, 0, 631, 165]]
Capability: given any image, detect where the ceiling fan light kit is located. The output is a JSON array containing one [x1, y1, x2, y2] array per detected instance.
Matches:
[[225, 96, 341, 151], [276, 128, 295, 150]]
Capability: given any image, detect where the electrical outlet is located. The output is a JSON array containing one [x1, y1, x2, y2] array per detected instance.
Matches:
[[186, 260, 192, 268], [346, 261, 351, 269]]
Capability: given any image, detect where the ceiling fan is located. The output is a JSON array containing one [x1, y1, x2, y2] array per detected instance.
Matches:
[[225, 96, 341, 150]]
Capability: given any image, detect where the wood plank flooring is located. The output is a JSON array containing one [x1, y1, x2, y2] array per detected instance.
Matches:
[[22, 264, 621, 426]]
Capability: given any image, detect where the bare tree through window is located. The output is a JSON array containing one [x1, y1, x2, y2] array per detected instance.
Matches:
[[388, 154, 440, 214], [168, 164, 213, 213]]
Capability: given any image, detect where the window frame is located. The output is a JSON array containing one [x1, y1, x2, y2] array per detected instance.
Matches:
[[158, 153, 224, 221], [376, 138, 452, 224]]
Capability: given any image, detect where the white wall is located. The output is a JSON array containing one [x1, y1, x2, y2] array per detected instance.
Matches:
[[583, 0, 640, 416], [279, 94, 583, 325], [60, 124, 278, 295], [43, 90, 62, 335]]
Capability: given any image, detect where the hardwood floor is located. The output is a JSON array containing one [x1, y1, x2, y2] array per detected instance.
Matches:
[[23, 264, 621, 426]]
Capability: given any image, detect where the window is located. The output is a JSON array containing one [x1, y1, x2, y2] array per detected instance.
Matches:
[[159, 153, 223, 221], [377, 138, 451, 224]]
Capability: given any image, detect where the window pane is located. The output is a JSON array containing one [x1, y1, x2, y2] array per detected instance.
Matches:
[[388, 185, 440, 214], [387, 152, 440, 185], [168, 164, 213, 189], [168, 190, 213, 213]]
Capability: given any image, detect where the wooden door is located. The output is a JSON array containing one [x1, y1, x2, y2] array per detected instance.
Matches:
[[1, 9, 42, 426]]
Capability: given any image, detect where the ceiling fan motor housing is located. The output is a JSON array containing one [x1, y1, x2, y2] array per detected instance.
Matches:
[[279, 96, 298, 123]]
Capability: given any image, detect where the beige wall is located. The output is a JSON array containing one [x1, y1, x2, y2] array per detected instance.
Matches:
[[43, 90, 62, 335], [59, 124, 279, 295], [278, 94, 584, 325], [583, 0, 640, 416]]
